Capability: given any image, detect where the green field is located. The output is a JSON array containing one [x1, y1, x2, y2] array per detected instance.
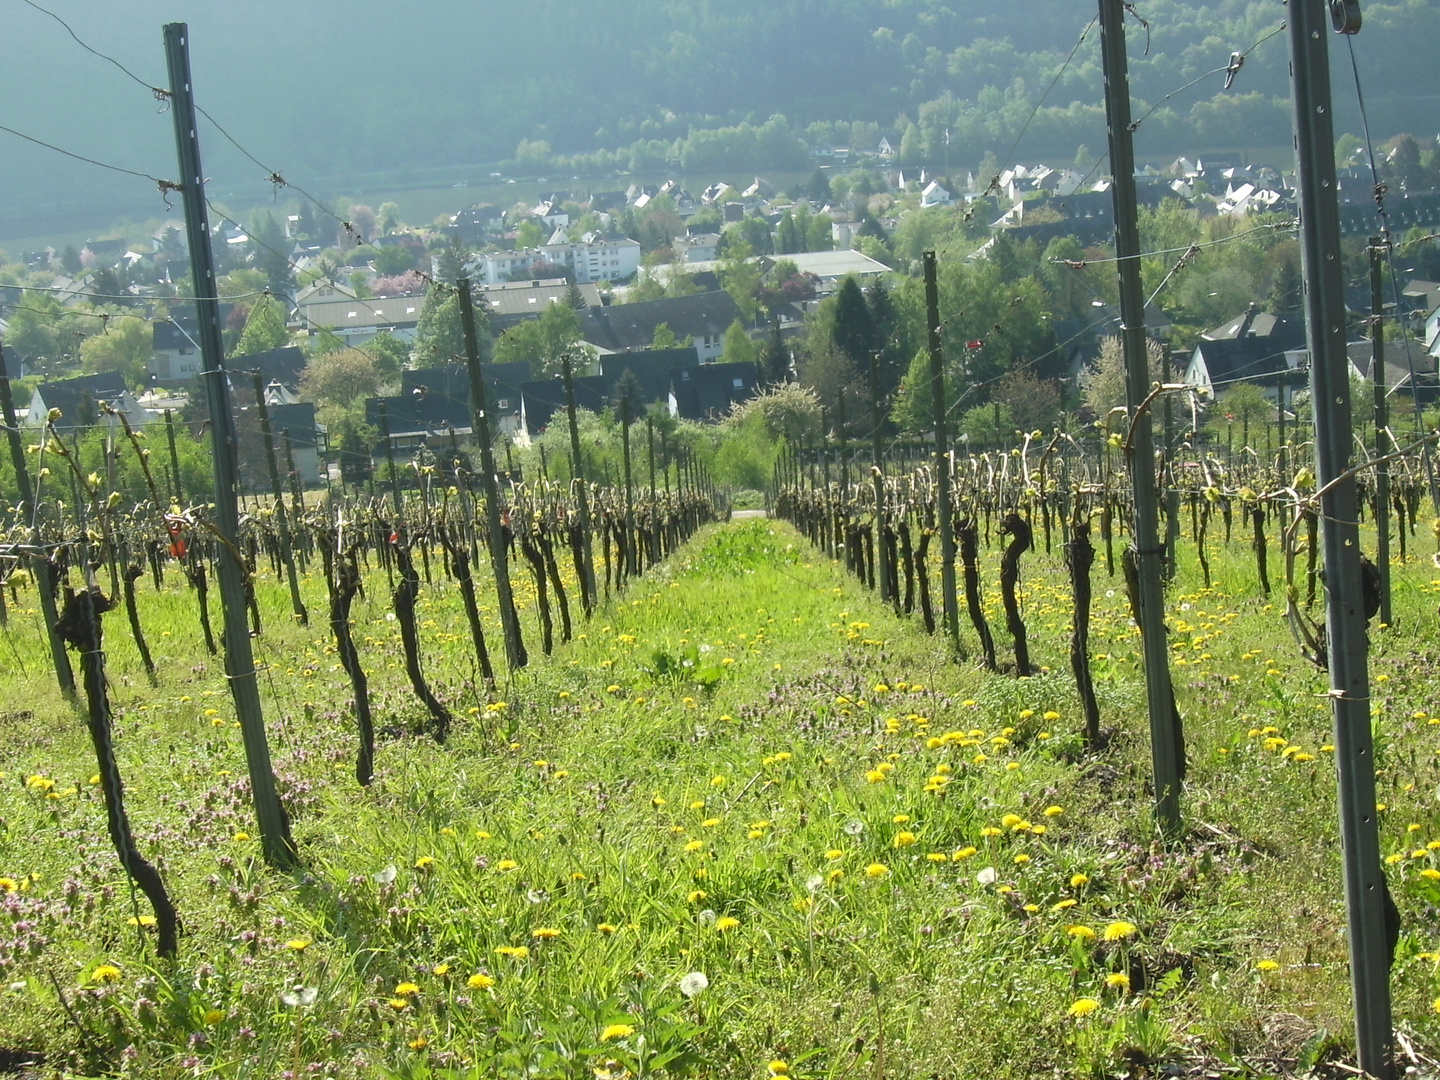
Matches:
[[1, 516, 1438, 1078]]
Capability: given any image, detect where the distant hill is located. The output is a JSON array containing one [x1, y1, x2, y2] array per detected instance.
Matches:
[[0, 0, 1434, 239]]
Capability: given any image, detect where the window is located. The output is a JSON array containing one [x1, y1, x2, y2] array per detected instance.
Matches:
[[732, 378, 744, 389], [497, 398, 510, 409]]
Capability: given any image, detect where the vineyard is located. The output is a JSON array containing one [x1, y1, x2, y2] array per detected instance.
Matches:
[[3, 389, 1440, 1077]]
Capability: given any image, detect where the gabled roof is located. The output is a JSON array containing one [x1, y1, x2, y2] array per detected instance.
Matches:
[[228, 346, 307, 392], [484, 279, 601, 320], [669, 362, 759, 420], [579, 292, 743, 353], [152, 308, 233, 351], [1202, 309, 1306, 350], [392, 361, 532, 429], [599, 347, 699, 402], [1189, 338, 1295, 390], [520, 374, 616, 434], [300, 293, 425, 331], [1347, 337, 1439, 400], [35, 372, 129, 428], [1402, 279, 1440, 315]]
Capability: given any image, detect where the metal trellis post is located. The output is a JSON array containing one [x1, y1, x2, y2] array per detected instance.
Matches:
[[1098, 0, 1182, 835], [1289, 5, 1393, 1075], [164, 22, 296, 869]]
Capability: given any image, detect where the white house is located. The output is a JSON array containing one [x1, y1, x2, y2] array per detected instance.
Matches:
[[920, 181, 953, 207], [678, 233, 720, 264], [480, 238, 640, 285], [531, 201, 569, 229]]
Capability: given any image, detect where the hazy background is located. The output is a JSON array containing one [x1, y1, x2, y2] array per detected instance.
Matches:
[[0, 0, 1434, 243]]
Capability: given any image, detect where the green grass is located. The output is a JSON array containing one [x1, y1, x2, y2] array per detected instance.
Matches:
[[2, 517, 1440, 1078]]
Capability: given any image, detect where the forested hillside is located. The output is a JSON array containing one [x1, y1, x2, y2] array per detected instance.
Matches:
[[0, 0, 1434, 236]]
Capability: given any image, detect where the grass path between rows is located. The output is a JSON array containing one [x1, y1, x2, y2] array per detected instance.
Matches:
[[2, 516, 1440, 1078]]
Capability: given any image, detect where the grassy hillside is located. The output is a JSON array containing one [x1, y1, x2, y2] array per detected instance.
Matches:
[[1, 517, 1438, 1077]]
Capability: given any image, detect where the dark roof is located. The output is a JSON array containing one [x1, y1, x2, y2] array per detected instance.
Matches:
[[229, 346, 307, 391], [579, 292, 744, 353], [1202, 309, 1307, 350], [368, 361, 531, 442], [1402, 279, 1440, 315], [520, 374, 617, 434], [367, 394, 470, 442], [598, 347, 699, 401], [2, 345, 21, 381], [401, 361, 529, 419], [233, 402, 318, 491], [1190, 338, 1295, 389], [1347, 338, 1439, 402], [519, 353, 691, 435], [151, 309, 232, 350], [669, 362, 759, 420], [37, 372, 128, 427]]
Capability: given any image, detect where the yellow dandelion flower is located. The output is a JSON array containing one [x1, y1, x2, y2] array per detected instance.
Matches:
[[1068, 998, 1100, 1018], [893, 831, 917, 848], [203, 1009, 225, 1025], [89, 964, 122, 984], [715, 916, 740, 932], [533, 927, 562, 940], [1256, 959, 1280, 972], [286, 939, 311, 952], [953, 846, 978, 860], [1067, 925, 1096, 942], [600, 1023, 635, 1042], [468, 972, 495, 989], [865, 862, 890, 879], [1070, 873, 1090, 888], [394, 982, 420, 996], [1102, 920, 1137, 942], [1105, 973, 1130, 990]]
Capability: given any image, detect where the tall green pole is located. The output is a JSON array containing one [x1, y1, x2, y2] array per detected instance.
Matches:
[[1098, 0, 1182, 836], [165, 22, 295, 868], [1288, 4, 1392, 1072]]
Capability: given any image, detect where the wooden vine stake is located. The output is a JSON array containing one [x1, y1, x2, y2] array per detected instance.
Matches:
[[457, 276, 527, 671], [57, 576, 179, 958], [0, 370, 75, 697]]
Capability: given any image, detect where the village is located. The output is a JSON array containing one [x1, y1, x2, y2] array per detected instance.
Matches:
[[4, 131, 1440, 494]]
